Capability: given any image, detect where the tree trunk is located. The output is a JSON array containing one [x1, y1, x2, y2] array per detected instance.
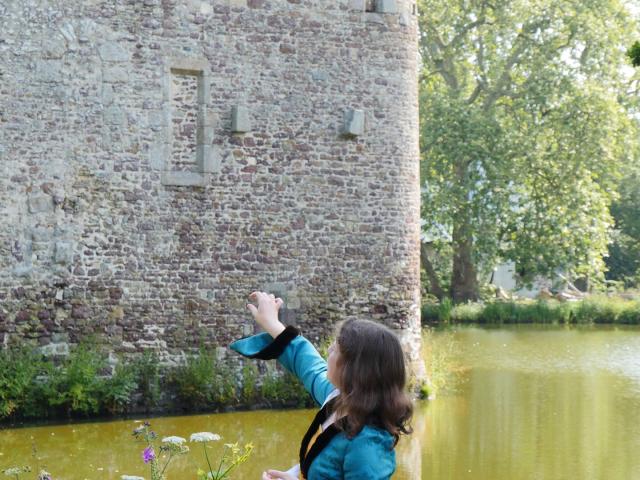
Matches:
[[450, 220, 480, 303], [420, 242, 446, 300]]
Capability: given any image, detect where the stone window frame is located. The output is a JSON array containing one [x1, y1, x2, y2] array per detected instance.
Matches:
[[160, 57, 216, 187]]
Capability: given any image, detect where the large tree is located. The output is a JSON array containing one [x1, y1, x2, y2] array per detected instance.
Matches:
[[419, 0, 639, 302]]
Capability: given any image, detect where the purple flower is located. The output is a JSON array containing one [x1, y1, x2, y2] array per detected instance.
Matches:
[[142, 446, 155, 464]]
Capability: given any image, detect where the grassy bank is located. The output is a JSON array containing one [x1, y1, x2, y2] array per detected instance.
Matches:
[[421, 295, 640, 325], [0, 343, 312, 423]]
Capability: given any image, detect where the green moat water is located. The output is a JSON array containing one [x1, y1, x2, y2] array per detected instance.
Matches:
[[2, 325, 639, 479]]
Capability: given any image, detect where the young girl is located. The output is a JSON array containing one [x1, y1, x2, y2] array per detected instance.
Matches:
[[230, 291, 413, 480]]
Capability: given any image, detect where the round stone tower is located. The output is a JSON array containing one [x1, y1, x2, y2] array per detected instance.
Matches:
[[0, 0, 423, 379]]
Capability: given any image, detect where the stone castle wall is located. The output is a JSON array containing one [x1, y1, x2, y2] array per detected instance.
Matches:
[[0, 0, 422, 374]]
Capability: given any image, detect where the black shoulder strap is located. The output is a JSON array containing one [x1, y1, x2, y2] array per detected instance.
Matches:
[[299, 398, 340, 478], [301, 424, 340, 478]]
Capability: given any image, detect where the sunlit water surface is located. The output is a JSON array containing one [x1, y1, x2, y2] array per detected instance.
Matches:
[[1, 325, 639, 479]]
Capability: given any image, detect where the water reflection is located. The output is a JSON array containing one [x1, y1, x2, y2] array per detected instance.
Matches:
[[1, 325, 639, 480], [421, 325, 640, 480]]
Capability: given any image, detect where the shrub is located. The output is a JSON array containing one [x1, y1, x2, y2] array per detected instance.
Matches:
[[45, 343, 107, 416], [260, 363, 313, 408], [169, 347, 237, 410], [240, 362, 258, 404], [212, 361, 237, 406], [132, 350, 161, 411], [0, 347, 46, 419], [100, 360, 138, 415], [170, 347, 218, 410]]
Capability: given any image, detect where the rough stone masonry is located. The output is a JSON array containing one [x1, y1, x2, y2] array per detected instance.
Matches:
[[0, 0, 423, 379]]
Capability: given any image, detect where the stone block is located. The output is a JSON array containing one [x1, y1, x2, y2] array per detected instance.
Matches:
[[198, 74, 210, 104], [366, 13, 386, 24], [311, 70, 328, 81], [102, 84, 115, 106], [30, 226, 54, 241], [28, 194, 54, 213], [55, 241, 74, 265], [231, 105, 251, 133], [35, 60, 62, 83], [42, 35, 67, 59], [342, 109, 365, 137], [40, 342, 70, 357], [149, 142, 168, 170], [376, 0, 397, 13], [104, 106, 126, 125], [161, 171, 207, 187], [98, 43, 130, 62], [13, 265, 33, 278], [242, 323, 253, 336], [202, 145, 222, 173], [197, 144, 211, 169], [103, 66, 129, 83], [169, 57, 208, 72], [197, 125, 214, 144], [350, 0, 366, 10]]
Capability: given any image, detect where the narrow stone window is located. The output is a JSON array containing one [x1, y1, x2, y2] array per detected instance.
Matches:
[[365, 0, 376, 12], [170, 69, 199, 172], [159, 58, 215, 187]]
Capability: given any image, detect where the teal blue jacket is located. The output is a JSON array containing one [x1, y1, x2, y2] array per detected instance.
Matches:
[[229, 326, 397, 480]]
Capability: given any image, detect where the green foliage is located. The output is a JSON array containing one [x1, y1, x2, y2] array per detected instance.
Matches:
[[606, 163, 640, 289], [260, 363, 313, 408], [169, 347, 237, 411], [240, 362, 258, 403], [418, 0, 640, 300], [0, 343, 317, 421], [437, 297, 454, 322], [214, 361, 238, 406], [0, 347, 45, 418], [100, 360, 138, 415], [45, 343, 106, 416], [421, 297, 640, 325], [627, 41, 640, 67], [132, 350, 162, 410], [170, 348, 218, 410]]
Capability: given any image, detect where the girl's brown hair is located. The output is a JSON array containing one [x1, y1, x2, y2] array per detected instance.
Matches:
[[331, 319, 413, 446]]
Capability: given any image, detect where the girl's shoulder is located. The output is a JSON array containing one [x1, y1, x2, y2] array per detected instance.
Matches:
[[338, 424, 396, 478], [347, 424, 395, 452]]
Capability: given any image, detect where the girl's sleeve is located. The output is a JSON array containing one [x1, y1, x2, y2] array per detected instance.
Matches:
[[343, 429, 396, 480], [229, 326, 337, 406]]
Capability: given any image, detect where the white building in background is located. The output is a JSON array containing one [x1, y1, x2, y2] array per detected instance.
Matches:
[[489, 261, 562, 299]]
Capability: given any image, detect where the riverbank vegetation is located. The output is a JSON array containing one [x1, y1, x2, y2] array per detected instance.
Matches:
[[0, 343, 312, 423], [421, 295, 640, 325]]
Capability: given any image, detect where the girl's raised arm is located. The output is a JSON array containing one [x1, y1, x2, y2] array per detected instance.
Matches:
[[229, 291, 337, 406]]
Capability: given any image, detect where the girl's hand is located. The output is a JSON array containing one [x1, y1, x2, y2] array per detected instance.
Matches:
[[247, 291, 286, 338], [262, 470, 297, 480]]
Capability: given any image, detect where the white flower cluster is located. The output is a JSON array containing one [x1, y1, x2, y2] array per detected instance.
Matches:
[[189, 432, 221, 443], [4, 467, 31, 477], [161, 436, 187, 445]]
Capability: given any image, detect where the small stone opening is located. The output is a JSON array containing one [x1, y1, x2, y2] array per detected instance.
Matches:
[[170, 69, 200, 172], [365, 0, 376, 12]]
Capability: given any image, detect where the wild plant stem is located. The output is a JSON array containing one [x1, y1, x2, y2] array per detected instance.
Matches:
[[218, 461, 237, 479], [160, 452, 173, 476], [213, 445, 226, 479], [203, 444, 215, 478]]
